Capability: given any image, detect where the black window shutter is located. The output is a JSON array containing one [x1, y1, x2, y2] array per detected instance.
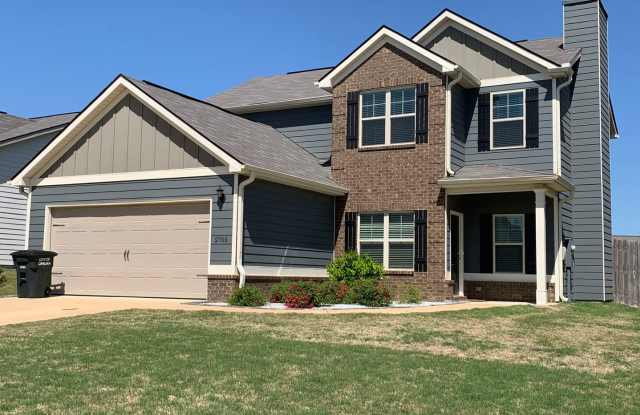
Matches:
[[477, 92, 490, 152], [346, 92, 359, 149], [414, 210, 427, 272], [344, 212, 357, 252], [479, 214, 493, 273], [525, 213, 536, 274], [525, 88, 539, 148], [416, 83, 429, 144]]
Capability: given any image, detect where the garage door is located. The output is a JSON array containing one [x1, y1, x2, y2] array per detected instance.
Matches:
[[49, 201, 210, 298]]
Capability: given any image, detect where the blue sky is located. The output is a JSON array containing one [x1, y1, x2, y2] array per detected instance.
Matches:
[[1, 0, 637, 234]]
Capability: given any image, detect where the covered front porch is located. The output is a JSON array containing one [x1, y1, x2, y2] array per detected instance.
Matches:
[[440, 167, 572, 305]]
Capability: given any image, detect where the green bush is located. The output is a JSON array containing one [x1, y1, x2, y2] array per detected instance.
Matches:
[[315, 280, 351, 305], [347, 280, 391, 307], [327, 251, 384, 283], [399, 286, 423, 304], [284, 282, 316, 308], [228, 286, 266, 307], [269, 280, 294, 303], [0, 268, 5, 286]]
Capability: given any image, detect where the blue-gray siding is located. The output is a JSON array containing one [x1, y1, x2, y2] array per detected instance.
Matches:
[[0, 184, 26, 265], [454, 80, 554, 173], [243, 180, 334, 268], [451, 85, 467, 171], [28, 176, 234, 265], [243, 105, 332, 163], [563, 0, 612, 300], [0, 132, 56, 183]]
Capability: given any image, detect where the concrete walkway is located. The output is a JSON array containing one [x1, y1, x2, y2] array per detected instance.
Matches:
[[0, 296, 527, 326]]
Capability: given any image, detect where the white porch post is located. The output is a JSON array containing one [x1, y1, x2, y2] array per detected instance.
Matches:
[[534, 189, 547, 305]]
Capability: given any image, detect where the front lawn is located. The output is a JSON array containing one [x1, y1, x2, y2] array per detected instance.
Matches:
[[0, 303, 638, 413], [0, 266, 16, 296]]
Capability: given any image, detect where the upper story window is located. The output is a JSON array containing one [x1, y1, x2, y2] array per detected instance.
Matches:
[[491, 90, 525, 149], [360, 88, 416, 147], [358, 212, 415, 270]]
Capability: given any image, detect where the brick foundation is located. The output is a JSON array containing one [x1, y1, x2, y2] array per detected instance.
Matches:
[[464, 281, 555, 303], [207, 275, 238, 302]]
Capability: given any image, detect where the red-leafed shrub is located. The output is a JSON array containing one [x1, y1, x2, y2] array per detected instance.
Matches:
[[284, 283, 315, 308]]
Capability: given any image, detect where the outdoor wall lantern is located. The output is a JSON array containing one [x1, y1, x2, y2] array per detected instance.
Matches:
[[216, 188, 226, 205]]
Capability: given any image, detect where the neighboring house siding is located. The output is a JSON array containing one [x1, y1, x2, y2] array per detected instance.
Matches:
[[464, 80, 553, 173], [560, 81, 574, 283], [243, 180, 334, 268], [451, 85, 467, 171], [0, 133, 57, 183], [28, 176, 234, 265], [0, 184, 26, 265], [425, 26, 536, 79], [44, 94, 221, 178], [564, 0, 611, 300], [243, 105, 333, 163]]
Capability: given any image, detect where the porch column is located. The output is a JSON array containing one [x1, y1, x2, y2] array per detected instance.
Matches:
[[534, 189, 547, 305]]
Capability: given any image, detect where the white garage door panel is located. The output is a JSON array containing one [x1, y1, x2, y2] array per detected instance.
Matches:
[[50, 202, 210, 299]]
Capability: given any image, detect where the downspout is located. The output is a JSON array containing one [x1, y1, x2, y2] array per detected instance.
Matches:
[[445, 70, 464, 176], [235, 172, 256, 288], [556, 71, 574, 302]]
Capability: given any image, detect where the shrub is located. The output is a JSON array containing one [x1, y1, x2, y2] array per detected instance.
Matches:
[[399, 286, 423, 304], [315, 280, 351, 305], [0, 268, 5, 286], [348, 280, 391, 307], [269, 280, 294, 303], [284, 282, 316, 308], [228, 286, 266, 307], [327, 251, 384, 283]]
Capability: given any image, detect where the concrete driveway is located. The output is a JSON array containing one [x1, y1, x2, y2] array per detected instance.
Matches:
[[0, 295, 527, 326]]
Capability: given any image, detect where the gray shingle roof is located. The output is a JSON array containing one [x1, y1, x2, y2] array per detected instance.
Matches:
[[127, 76, 342, 191], [0, 113, 30, 134], [207, 68, 332, 111], [516, 37, 580, 66], [0, 112, 77, 144]]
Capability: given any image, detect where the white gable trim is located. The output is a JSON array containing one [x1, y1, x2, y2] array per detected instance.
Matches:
[[318, 27, 458, 90], [413, 10, 566, 73], [12, 76, 243, 187]]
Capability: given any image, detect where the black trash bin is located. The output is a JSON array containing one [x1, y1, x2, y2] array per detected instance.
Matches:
[[11, 250, 58, 298]]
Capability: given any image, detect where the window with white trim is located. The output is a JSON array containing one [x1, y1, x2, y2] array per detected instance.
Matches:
[[358, 212, 414, 270], [491, 90, 525, 149], [360, 88, 416, 147], [493, 214, 525, 273]]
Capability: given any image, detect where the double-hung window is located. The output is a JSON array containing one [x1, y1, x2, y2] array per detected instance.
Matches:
[[491, 90, 525, 149], [493, 214, 525, 273], [358, 213, 415, 270], [361, 88, 416, 147]]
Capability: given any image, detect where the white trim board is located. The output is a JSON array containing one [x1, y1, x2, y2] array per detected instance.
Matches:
[[12, 76, 243, 187]]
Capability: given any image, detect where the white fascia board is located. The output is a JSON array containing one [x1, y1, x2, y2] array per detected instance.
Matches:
[[413, 11, 561, 72], [318, 27, 457, 90], [12, 76, 243, 186], [439, 175, 573, 194], [243, 165, 347, 196]]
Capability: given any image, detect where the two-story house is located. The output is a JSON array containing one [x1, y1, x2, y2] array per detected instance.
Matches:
[[10, 0, 617, 304]]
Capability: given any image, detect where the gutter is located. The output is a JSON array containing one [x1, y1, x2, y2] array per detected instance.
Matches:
[[235, 172, 256, 288], [445, 70, 464, 176]]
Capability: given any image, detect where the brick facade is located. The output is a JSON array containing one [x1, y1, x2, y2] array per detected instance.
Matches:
[[331, 44, 451, 301], [465, 281, 555, 303]]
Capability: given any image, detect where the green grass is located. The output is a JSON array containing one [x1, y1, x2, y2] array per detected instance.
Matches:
[[0, 303, 639, 414], [0, 266, 16, 296]]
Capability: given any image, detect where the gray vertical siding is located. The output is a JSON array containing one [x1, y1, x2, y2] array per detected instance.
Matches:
[[425, 26, 536, 79], [45, 94, 220, 178], [243, 105, 332, 163], [0, 132, 57, 182], [450, 85, 467, 171], [564, 0, 611, 300], [28, 176, 234, 265], [243, 180, 334, 268], [0, 184, 26, 265], [464, 80, 554, 173]]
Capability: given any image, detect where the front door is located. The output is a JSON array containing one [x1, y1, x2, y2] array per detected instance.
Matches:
[[450, 212, 463, 296]]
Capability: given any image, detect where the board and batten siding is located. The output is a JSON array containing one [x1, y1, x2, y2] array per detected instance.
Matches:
[[563, 0, 612, 300], [450, 85, 467, 171], [425, 26, 536, 80], [243, 180, 334, 268], [0, 184, 26, 265], [0, 132, 57, 183], [243, 105, 332, 163], [44, 94, 221, 178], [28, 176, 234, 265], [459, 80, 553, 173]]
